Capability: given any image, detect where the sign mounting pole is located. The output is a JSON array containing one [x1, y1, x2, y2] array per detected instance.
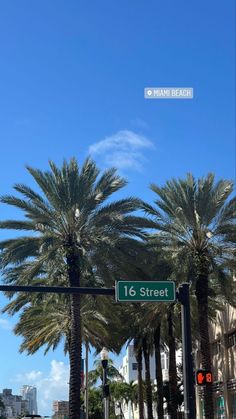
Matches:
[[177, 283, 196, 419]]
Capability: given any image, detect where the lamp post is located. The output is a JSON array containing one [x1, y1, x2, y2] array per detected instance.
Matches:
[[101, 347, 109, 419]]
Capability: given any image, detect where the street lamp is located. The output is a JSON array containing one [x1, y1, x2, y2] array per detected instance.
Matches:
[[100, 347, 109, 419]]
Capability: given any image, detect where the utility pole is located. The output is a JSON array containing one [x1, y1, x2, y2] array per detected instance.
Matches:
[[177, 283, 196, 419], [85, 341, 89, 419]]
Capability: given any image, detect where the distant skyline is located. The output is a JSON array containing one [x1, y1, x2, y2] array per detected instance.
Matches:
[[0, 0, 235, 414]]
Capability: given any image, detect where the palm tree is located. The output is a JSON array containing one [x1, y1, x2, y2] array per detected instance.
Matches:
[[110, 380, 138, 419], [86, 387, 103, 419], [134, 337, 145, 419], [142, 334, 154, 419], [0, 398, 5, 419], [167, 305, 178, 419], [153, 321, 164, 419], [126, 247, 173, 419], [142, 173, 236, 418], [110, 381, 127, 418], [120, 247, 172, 419], [125, 381, 138, 419], [5, 294, 121, 356], [88, 357, 123, 387], [0, 158, 154, 419]]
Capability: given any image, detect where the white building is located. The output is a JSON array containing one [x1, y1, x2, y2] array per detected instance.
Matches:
[[118, 344, 152, 418], [21, 386, 38, 415]]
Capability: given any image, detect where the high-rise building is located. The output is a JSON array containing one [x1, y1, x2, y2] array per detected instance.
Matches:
[[0, 388, 29, 419], [20, 386, 38, 415]]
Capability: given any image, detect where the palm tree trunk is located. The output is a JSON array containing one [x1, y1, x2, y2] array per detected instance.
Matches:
[[131, 402, 135, 419], [196, 274, 214, 419], [136, 347, 144, 419], [142, 337, 154, 419], [67, 249, 82, 419], [154, 323, 164, 419], [119, 402, 125, 418], [167, 307, 178, 419]]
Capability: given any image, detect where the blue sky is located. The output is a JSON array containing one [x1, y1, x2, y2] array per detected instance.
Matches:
[[0, 0, 235, 415]]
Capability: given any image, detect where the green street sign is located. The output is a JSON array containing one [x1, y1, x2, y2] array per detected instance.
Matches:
[[116, 281, 176, 302]]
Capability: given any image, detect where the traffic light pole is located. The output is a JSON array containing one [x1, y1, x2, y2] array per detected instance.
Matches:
[[177, 283, 196, 419]]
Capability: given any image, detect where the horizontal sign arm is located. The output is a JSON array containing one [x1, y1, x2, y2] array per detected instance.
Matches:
[[0, 284, 115, 296]]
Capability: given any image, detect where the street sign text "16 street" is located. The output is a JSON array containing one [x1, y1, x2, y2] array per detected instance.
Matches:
[[116, 281, 176, 302]]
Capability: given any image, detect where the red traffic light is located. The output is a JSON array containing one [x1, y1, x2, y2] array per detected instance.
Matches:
[[196, 370, 213, 385]]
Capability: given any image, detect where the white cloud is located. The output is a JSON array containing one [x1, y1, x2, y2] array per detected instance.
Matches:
[[12, 361, 69, 416], [0, 318, 12, 330], [89, 130, 154, 171], [37, 360, 69, 413], [15, 371, 43, 382]]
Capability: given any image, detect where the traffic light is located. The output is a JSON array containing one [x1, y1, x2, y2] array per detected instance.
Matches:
[[196, 369, 213, 385], [103, 384, 110, 397]]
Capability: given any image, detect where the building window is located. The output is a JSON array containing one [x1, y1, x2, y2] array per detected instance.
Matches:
[[161, 353, 169, 370], [161, 353, 165, 369], [232, 393, 236, 419], [216, 396, 225, 419], [228, 331, 236, 348], [132, 363, 138, 370], [212, 340, 221, 356]]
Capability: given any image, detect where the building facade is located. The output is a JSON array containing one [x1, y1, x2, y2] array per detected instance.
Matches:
[[20, 386, 38, 415], [118, 344, 182, 419], [52, 400, 69, 416], [0, 388, 29, 419], [195, 303, 236, 418], [118, 344, 156, 418]]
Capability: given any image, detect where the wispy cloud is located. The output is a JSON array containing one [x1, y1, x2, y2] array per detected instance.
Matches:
[[89, 130, 154, 172], [14, 370, 43, 382], [12, 361, 69, 415], [0, 318, 12, 331], [37, 360, 69, 413]]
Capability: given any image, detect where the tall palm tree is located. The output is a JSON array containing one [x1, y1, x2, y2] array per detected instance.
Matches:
[[110, 380, 138, 419], [121, 247, 172, 419], [109, 381, 126, 418], [142, 173, 236, 418], [86, 387, 103, 419], [125, 381, 138, 419], [142, 334, 154, 419], [134, 337, 145, 419], [0, 158, 154, 419], [5, 293, 124, 356], [167, 305, 178, 419]]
